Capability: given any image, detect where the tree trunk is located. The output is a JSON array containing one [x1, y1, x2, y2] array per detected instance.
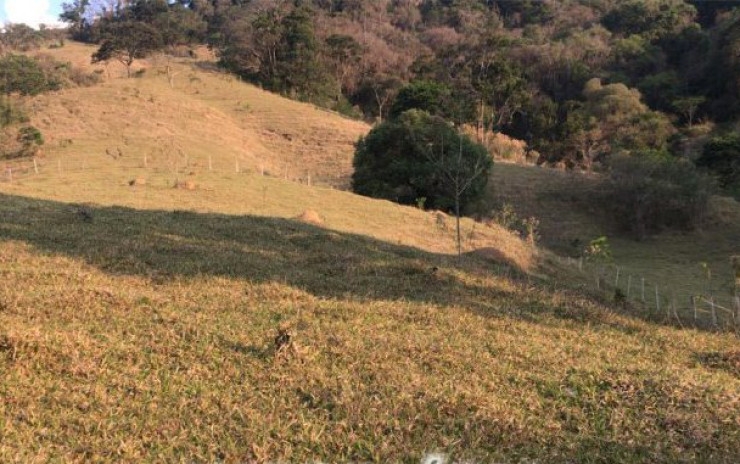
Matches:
[[477, 98, 485, 142], [455, 193, 462, 258]]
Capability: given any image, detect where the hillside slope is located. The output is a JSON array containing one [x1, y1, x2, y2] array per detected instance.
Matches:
[[1, 192, 738, 463], [0, 42, 738, 463], [23, 43, 369, 188], [489, 163, 740, 311]]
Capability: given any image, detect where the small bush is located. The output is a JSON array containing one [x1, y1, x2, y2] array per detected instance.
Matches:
[[602, 154, 714, 238], [0, 55, 51, 96], [0, 99, 28, 128]]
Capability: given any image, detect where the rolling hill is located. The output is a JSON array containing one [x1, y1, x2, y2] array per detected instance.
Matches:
[[0, 42, 738, 463]]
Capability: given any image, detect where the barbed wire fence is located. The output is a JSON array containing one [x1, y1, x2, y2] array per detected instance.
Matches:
[[0, 149, 345, 190], [555, 255, 740, 334]]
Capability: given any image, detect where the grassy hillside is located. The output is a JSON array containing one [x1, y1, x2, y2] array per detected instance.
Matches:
[[1, 191, 738, 463], [489, 162, 740, 312], [21, 43, 369, 188], [0, 43, 738, 463]]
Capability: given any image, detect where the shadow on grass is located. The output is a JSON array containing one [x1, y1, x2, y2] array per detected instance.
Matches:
[[0, 193, 682, 332], [0, 193, 513, 306]]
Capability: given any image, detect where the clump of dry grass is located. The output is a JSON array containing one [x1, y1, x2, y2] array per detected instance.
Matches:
[[295, 209, 324, 226], [174, 179, 197, 190]]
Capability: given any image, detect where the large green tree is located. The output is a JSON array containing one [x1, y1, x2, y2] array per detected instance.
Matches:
[[353, 109, 492, 255], [697, 132, 740, 197], [353, 109, 491, 212], [563, 78, 674, 169], [92, 21, 164, 77]]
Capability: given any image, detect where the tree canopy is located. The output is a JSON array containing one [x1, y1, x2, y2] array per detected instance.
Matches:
[[352, 109, 492, 212]]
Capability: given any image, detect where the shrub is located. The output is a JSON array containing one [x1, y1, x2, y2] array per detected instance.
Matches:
[[1, 124, 44, 160], [696, 133, 740, 198], [17, 126, 44, 155], [0, 55, 51, 96], [34, 53, 101, 88], [352, 109, 492, 212], [0, 98, 28, 128], [603, 153, 714, 238]]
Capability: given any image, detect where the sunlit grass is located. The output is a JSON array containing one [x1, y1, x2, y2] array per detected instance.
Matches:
[[0, 43, 737, 463]]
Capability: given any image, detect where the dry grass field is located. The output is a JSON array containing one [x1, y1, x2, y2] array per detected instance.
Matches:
[[0, 42, 738, 463], [22, 42, 369, 188]]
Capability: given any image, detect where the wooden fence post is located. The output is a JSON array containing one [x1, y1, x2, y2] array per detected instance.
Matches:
[[655, 285, 660, 314], [615, 267, 620, 287], [33, 158, 39, 174], [235, 157, 240, 173], [692, 296, 697, 322], [710, 298, 717, 327], [641, 278, 646, 302], [627, 275, 632, 299], [7, 167, 12, 183], [208, 155, 213, 172]]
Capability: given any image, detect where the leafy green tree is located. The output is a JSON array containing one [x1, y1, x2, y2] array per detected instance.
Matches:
[[0, 24, 43, 51], [702, 10, 740, 121], [60, 0, 92, 41], [353, 109, 491, 210], [468, 47, 528, 139], [563, 79, 674, 169], [277, 6, 325, 100], [602, 0, 697, 40], [603, 153, 713, 238], [696, 133, 740, 197], [637, 72, 684, 112], [92, 21, 164, 77], [324, 34, 363, 101], [17, 126, 44, 157], [389, 80, 452, 120], [355, 73, 403, 122], [494, 0, 554, 27], [0, 98, 27, 129], [353, 109, 492, 255], [352, 110, 492, 210], [672, 96, 706, 127]]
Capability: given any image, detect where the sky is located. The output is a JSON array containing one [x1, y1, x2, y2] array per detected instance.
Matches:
[[0, 0, 64, 29]]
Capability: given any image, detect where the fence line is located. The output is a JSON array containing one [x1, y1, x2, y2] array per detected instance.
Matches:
[[556, 255, 739, 333], [0, 154, 343, 189]]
